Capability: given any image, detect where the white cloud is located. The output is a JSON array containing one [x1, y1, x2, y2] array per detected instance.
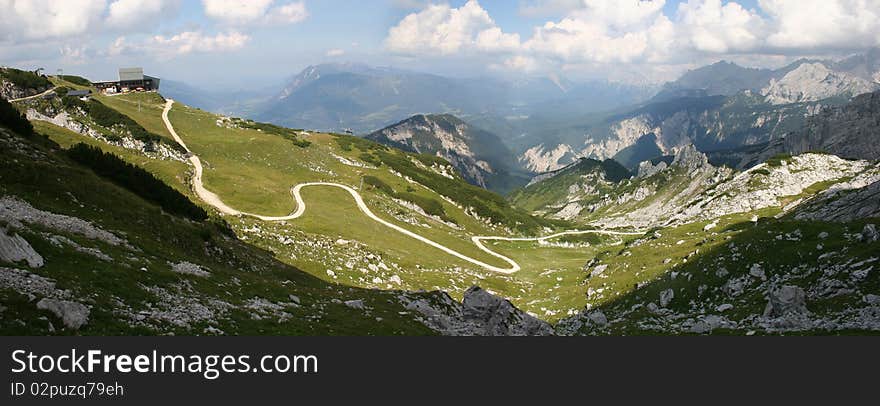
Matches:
[[386, 1, 520, 55], [106, 0, 179, 30], [761, 0, 880, 51], [524, 0, 671, 64], [202, 0, 308, 25], [110, 31, 250, 59], [677, 0, 765, 54], [60, 44, 90, 65], [149, 31, 250, 55], [266, 1, 309, 24], [326, 48, 345, 57], [0, 0, 107, 42], [519, 0, 584, 17], [387, 0, 880, 78]]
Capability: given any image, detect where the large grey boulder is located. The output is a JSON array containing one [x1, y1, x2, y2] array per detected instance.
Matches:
[[400, 287, 554, 336], [659, 288, 675, 308], [763, 285, 809, 318], [862, 224, 878, 243], [0, 231, 43, 268], [461, 286, 553, 336], [36, 298, 89, 330]]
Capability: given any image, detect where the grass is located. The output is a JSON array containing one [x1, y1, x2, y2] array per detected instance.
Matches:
[[0, 124, 438, 335], [21, 91, 878, 331]]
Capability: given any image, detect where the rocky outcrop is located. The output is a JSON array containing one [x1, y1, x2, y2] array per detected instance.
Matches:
[[763, 285, 809, 318], [519, 143, 575, 173], [170, 261, 211, 278], [0, 230, 44, 268], [637, 160, 667, 178], [37, 298, 90, 330], [762, 63, 879, 105], [780, 90, 880, 161], [367, 114, 515, 190], [794, 170, 880, 222], [0, 79, 50, 101], [25, 109, 187, 163], [400, 286, 553, 336]]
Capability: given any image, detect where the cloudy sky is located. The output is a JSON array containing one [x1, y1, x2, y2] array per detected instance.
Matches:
[[1, 0, 879, 88]]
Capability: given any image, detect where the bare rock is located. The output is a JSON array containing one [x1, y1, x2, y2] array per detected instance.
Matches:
[[763, 285, 809, 318], [659, 288, 674, 308], [344, 299, 365, 310], [862, 224, 878, 243], [36, 299, 89, 330], [170, 261, 211, 278], [0, 231, 43, 268]]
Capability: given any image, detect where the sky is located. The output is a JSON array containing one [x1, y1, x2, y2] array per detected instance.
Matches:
[[1, 0, 879, 88]]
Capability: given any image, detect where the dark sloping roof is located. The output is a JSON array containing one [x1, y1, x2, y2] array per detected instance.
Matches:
[[67, 90, 91, 96]]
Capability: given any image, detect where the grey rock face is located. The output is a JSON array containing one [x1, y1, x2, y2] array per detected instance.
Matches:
[[587, 310, 608, 326], [400, 286, 553, 336], [763, 285, 809, 318], [36, 299, 89, 330], [755, 90, 880, 165], [637, 160, 667, 178], [671, 144, 709, 173], [460, 286, 553, 336], [794, 180, 880, 222], [862, 224, 879, 242], [0, 231, 44, 268], [344, 299, 365, 310], [659, 288, 675, 308], [170, 261, 211, 277]]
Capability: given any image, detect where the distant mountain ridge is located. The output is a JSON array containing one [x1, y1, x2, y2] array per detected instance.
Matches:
[[366, 114, 527, 193], [517, 49, 880, 173]]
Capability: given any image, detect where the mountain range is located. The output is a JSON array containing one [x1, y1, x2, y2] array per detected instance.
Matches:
[[162, 62, 656, 135], [3, 62, 880, 336]]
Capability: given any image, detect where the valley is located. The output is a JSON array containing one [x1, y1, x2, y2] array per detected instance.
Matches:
[[2, 51, 880, 335]]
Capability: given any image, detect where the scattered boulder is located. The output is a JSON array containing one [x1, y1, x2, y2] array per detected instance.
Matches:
[[590, 264, 608, 278], [689, 315, 724, 334], [763, 285, 809, 318], [862, 224, 878, 242], [461, 287, 553, 336], [288, 294, 301, 305], [170, 261, 210, 277], [401, 287, 553, 336], [344, 299, 365, 310], [716, 303, 734, 312], [0, 231, 44, 268], [749, 263, 766, 280], [587, 310, 608, 326], [36, 299, 89, 330], [659, 288, 674, 308]]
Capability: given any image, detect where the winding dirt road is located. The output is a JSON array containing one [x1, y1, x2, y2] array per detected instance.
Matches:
[[162, 99, 643, 274], [8, 86, 56, 103]]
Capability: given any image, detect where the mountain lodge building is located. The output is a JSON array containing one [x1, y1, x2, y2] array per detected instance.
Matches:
[[93, 68, 160, 94]]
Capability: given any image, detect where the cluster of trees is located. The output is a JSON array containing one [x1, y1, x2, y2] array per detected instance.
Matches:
[[362, 175, 456, 224], [0, 98, 34, 136], [66, 143, 207, 221], [0, 68, 51, 90]]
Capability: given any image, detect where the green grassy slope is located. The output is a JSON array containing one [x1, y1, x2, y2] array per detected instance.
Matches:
[[0, 122, 442, 335]]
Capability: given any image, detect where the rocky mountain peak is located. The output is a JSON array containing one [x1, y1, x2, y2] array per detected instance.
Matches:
[[367, 114, 523, 191], [671, 144, 709, 172], [762, 62, 879, 105]]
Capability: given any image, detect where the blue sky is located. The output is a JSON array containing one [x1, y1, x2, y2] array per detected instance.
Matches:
[[1, 1, 877, 88]]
